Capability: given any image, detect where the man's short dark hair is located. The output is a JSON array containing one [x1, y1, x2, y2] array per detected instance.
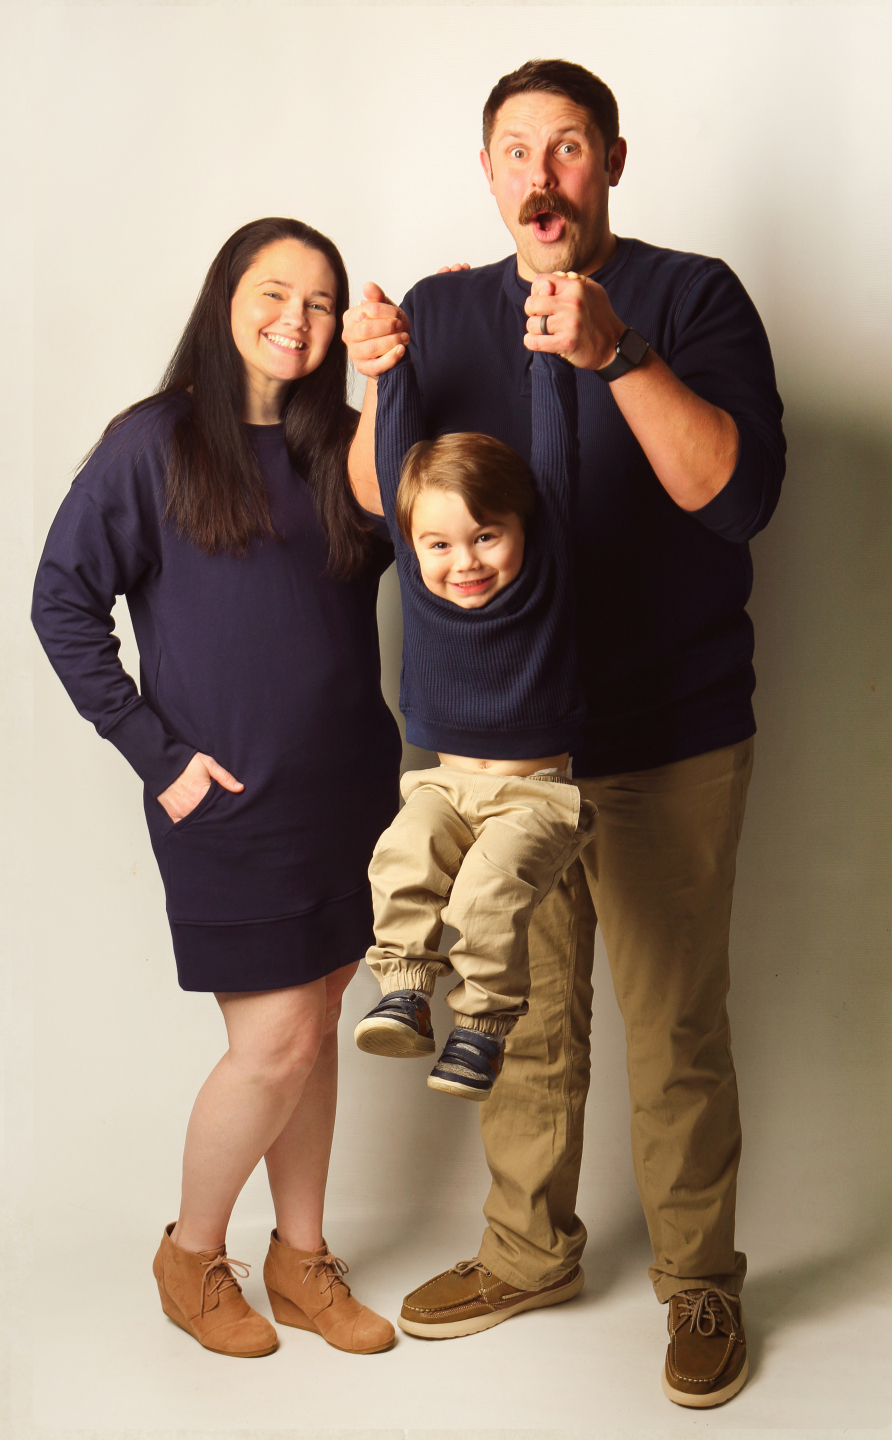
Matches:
[[482, 58, 619, 156]]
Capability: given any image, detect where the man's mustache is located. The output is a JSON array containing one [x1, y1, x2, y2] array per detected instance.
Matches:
[[517, 190, 579, 227]]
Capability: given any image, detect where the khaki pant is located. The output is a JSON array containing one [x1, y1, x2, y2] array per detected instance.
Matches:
[[476, 739, 754, 1302], [366, 766, 598, 1036]]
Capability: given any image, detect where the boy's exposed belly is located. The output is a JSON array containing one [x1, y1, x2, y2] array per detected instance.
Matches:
[[437, 752, 571, 777]]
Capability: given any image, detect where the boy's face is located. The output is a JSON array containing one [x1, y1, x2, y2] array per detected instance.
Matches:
[[410, 488, 525, 610]]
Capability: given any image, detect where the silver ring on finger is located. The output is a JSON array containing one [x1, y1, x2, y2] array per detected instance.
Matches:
[[540, 314, 550, 335]]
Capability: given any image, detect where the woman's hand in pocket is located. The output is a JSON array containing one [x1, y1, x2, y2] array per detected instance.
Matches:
[[157, 752, 245, 823]]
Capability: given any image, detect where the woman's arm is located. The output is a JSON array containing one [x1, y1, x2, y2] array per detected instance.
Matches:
[[32, 479, 197, 799]]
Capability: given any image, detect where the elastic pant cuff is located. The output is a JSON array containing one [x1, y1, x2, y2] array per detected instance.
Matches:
[[452, 1012, 517, 1038], [378, 966, 445, 997]]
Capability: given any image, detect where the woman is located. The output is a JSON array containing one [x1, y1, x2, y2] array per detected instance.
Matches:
[[32, 218, 402, 1358]]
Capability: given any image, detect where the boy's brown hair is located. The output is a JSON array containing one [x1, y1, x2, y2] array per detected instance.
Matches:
[[395, 432, 536, 544]]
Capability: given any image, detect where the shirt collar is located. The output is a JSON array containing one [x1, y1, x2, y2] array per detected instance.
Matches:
[[501, 235, 632, 308]]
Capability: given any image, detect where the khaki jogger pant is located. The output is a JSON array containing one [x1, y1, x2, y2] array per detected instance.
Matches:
[[366, 766, 599, 1036], [476, 738, 754, 1302]]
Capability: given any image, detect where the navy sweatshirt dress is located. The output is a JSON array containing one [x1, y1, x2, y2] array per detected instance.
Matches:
[[32, 396, 402, 992]]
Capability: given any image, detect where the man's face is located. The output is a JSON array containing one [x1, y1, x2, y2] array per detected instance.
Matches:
[[481, 91, 625, 278]]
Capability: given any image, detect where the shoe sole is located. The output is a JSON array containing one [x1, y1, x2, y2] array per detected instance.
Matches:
[[354, 1017, 435, 1058], [661, 1356, 749, 1408], [266, 1286, 395, 1354], [427, 1073, 491, 1102], [398, 1265, 584, 1338], [158, 1288, 278, 1358]]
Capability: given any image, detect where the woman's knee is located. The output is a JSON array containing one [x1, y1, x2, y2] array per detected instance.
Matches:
[[222, 987, 326, 1090]]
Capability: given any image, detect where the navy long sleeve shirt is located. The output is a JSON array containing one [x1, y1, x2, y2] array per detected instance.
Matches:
[[400, 239, 786, 776], [375, 351, 585, 758]]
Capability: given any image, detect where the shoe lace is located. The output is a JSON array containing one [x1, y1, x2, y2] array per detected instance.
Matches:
[[453, 1259, 493, 1278], [300, 1250, 351, 1298], [198, 1254, 251, 1317], [676, 1287, 740, 1338]]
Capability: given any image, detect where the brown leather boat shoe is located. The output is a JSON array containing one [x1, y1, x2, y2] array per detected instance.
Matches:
[[662, 1287, 748, 1407], [398, 1258, 584, 1338]]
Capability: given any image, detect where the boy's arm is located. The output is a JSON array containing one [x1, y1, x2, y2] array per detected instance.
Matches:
[[529, 351, 580, 535], [373, 355, 428, 536]]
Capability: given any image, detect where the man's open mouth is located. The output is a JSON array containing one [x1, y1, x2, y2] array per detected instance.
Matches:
[[530, 211, 566, 243], [518, 190, 576, 244]]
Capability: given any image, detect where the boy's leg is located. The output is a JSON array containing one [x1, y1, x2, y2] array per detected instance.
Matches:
[[365, 770, 474, 996], [443, 776, 596, 1037]]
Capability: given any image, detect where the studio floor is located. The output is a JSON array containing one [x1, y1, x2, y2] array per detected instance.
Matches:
[[21, 1207, 892, 1436]]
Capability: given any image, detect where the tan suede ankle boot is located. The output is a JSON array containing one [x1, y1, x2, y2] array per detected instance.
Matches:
[[263, 1230, 395, 1354], [152, 1222, 278, 1357]]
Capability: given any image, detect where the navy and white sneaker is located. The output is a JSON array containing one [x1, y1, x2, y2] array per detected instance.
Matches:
[[427, 1028, 505, 1102], [354, 990, 436, 1058]]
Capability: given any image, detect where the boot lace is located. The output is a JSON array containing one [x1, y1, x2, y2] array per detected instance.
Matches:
[[199, 1254, 251, 1317], [676, 1287, 740, 1338], [453, 1259, 493, 1278], [300, 1250, 351, 1298]]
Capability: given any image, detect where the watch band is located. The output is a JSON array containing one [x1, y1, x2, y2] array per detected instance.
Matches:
[[596, 327, 650, 382]]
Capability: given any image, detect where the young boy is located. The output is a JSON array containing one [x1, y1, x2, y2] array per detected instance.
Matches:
[[354, 346, 597, 1100]]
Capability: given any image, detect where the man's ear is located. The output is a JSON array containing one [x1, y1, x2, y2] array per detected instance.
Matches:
[[479, 147, 495, 192], [608, 138, 628, 187]]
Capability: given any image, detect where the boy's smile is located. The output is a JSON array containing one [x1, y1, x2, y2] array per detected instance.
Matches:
[[410, 488, 525, 610]]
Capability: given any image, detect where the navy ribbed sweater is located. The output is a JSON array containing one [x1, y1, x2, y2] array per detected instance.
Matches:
[[375, 351, 584, 758], [400, 240, 786, 776]]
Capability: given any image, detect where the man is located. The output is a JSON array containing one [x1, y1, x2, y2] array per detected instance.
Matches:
[[344, 59, 784, 1407]]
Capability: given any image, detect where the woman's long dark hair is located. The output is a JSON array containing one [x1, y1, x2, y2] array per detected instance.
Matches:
[[102, 217, 373, 577]]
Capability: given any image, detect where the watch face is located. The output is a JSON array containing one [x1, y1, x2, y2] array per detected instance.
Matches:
[[619, 329, 650, 365]]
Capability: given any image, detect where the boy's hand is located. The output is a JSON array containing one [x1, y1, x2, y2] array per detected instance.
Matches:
[[342, 282, 410, 377], [523, 273, 626, 371]]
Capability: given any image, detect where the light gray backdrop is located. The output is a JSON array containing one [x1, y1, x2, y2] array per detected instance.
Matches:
[[4, 4, 891, 1435]]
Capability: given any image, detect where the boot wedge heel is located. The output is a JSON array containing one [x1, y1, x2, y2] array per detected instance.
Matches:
[[263, 1230, 395, 1354], [265, 1287, 319, 1333]]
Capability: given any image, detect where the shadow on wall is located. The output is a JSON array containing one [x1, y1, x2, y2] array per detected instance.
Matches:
[[733, 410, 892, 1271]]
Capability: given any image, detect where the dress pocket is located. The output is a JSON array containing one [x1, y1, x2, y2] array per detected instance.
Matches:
[[161, 779, 225, 837]]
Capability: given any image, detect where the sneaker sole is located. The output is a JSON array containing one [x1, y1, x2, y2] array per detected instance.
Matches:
[[427, 1073, 492, 1101], [354, 1018, 435, 1058], [398, 1266, 584, 1338], [661, 1356, 749, 1408]]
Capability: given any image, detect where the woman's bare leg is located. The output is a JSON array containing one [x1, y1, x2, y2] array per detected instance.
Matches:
[[264, 962, 358, 1251], [171, 982, 327, 1253]]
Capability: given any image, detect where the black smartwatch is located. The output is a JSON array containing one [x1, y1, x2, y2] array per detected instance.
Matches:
[[596, 327, 649, 382]]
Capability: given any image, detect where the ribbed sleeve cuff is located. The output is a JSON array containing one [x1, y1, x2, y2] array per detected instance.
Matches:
[[104, 701, 196, 796], [690, 422, 768, 543]]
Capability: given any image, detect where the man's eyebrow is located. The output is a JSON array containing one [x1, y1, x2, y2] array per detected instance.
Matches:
[[499, 125, 587, 142]]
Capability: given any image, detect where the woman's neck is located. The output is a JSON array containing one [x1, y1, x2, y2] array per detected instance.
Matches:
[[242, 375, 288, 426]]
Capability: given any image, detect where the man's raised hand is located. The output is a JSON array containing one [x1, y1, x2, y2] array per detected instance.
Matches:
[[342, 282, 411, 377], [523, 273, 626, 371]]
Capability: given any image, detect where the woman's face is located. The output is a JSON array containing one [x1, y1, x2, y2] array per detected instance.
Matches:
[[230, 239, 338, 405]]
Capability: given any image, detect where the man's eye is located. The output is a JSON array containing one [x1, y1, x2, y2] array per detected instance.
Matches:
[[559, 143, 577, 155], [510, 148, 525, 160]]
